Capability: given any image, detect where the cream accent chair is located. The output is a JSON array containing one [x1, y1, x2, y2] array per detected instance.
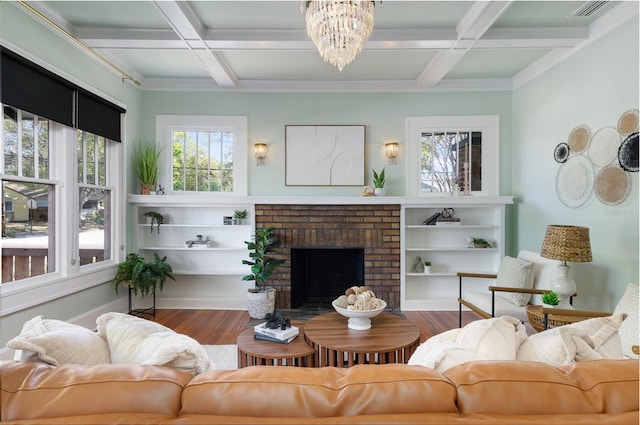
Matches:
[[457, 250, 562, 327]]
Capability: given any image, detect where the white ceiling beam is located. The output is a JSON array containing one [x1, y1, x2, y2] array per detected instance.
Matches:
[[417, 1, 512, 88], [152, 0, 237, 88]]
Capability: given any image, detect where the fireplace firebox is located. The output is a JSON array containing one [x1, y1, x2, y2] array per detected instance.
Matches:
[[291, 248, 365, 308]]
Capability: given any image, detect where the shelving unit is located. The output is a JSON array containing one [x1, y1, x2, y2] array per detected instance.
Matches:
[[129, 195, 254, 276], [401, 199, 511, 310]]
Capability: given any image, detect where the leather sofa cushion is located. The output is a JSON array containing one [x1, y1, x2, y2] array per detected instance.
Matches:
[[444, 359, 639, 415], [0, 361, 193, 422], [181, 363, 458, 418]]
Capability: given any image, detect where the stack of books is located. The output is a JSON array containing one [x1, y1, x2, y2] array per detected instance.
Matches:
[[436, 217, 461, 226], [254, 323, 299, 344]]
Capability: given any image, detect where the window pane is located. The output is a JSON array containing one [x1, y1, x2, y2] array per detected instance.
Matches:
[[97, 136, 106, 186], [420, 131, 483, 193], [2, 181, 55, 282], [79, 187, 110, 265], [21, 112, 35, 178], [86, 133, 96, 185], [37, 119, 49, 179], [172, 129, 234, 193], [77, 131, 85, 183], [3, 106, 18, 176]]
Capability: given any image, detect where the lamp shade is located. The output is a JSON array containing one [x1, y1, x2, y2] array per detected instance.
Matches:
[[540, 225, 592, 263]]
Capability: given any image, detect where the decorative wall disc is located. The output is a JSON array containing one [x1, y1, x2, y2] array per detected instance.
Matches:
[[554, 142, 570, 163], [618, 132, 638, 172], [588, 126, 621, 168], [567, 125, 590, 154], [555, 155, 594, 208], [618, 109, 639, 136], [594, 165, 632, 205]]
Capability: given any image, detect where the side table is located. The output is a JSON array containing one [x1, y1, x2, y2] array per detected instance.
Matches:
[[526, 305, 605, 332], [236, 326, 315, 367], [304, 312, 420, 367]]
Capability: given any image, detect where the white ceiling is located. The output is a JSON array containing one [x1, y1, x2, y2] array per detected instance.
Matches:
[[17, 0, 639, 92]]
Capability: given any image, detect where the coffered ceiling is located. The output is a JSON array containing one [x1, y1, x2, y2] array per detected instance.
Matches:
[[13, 1, 638, 92]]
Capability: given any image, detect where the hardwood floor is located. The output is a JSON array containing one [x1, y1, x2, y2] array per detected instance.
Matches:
[[149, 309, 484, 345]]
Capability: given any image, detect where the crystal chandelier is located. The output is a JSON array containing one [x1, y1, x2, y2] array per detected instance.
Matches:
[[304, 1, 377, 71]]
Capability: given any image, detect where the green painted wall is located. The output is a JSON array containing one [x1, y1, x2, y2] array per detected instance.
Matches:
[[512, 18, 639, 310], [140, 91, 513, 198]]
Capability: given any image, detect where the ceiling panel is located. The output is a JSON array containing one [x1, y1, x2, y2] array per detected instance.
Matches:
[[447, 48, 552, 79], [103, 50, 210, 79], [42, 1, 170, 29]]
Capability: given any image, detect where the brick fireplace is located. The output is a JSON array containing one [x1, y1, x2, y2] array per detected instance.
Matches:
[[254, 204, 401, 309]]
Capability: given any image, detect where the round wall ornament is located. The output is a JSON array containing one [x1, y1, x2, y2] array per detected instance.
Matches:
[[618, 132, 638, 172], [555, 155, 594, 208], [554, 142, 570, 163], [594, 165, 632, 206], [567, 125, 590, 154]]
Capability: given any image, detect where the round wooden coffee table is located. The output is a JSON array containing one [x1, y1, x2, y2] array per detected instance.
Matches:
[[236, 326, 316, 367], [304, 312, 420, 367]]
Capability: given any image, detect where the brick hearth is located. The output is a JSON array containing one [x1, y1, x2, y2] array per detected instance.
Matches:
[[255, 204, 401, 309]]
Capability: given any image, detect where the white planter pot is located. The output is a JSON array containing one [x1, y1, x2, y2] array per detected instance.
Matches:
[[542, 303, 556, 309], [247, 288, 276, 319], [423, 266, 431, 274], [374, 188, 385, 196]]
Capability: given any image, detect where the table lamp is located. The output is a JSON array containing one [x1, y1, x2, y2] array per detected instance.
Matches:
[[540, 225, 592, 308]]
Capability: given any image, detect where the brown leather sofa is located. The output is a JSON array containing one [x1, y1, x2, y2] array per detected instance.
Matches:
[[1, 359, 638, 424]]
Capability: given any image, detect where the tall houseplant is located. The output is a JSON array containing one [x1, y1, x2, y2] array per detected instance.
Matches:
[[242, 226, 285, 319], [132, 142, 162, 195]]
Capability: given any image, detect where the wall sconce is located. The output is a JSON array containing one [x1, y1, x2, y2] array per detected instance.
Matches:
[[254, 143, 267, 165], [385, 142, 399, 164]]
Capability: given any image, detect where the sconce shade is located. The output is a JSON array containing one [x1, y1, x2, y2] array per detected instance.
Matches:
[[385, 142, 399, 159], [254, 143, 267, 160], [540, 225, 592, 263]]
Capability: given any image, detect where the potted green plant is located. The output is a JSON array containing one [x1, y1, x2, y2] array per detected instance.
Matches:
[[143, 211, 164, 234], [242, 226, 285, 319], [372, 168, 386, 196], [423, 260, 432, 274], [541, 291, 560, 308], [233, 209, 248, 225], [472, 237, 492, 248], [111, 252, 175, 297], [132, 142, 162, 195]]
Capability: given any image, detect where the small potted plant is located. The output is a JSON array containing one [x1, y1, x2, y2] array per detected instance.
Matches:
[[423, 260, 432, 274], [472, 237, 492, 248], [242, 227, 285, 319], [143, 211, 164, 234], [372, 168, 386, 196], [132, 141, 162, 195], [541, 291, 560, 308], [233, 209, 248, 225]]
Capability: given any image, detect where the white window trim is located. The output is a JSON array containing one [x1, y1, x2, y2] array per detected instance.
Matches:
[[155, 115, 248, 197], [406, 115, 500, 197], [0, 120, 124, 316]]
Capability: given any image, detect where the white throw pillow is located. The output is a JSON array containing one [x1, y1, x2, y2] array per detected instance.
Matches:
[[7, 315, 110, 366], [96, 312, 213, 374], [133, 331, 214, 374], [613, 283, 639, 359], [96, 312, 173, 363], [408, 316, 527, 373], [517, 314, 625, 366], [495, 256, 534, 306]]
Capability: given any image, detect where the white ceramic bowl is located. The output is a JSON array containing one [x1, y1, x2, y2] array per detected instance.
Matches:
[[332, 299, 387, 330]]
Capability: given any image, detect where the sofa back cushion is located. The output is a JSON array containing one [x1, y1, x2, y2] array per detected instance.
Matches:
[[444, 359, 639, 416], [0, 361, 193, 422], [181, 364, 457, 418]]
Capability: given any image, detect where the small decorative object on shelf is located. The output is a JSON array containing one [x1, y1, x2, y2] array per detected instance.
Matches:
[[156, 184, 165, 195], [423, 260, 432, 274], [223, 216, 233, 225], [472, 237, 492, 248], [372, 167, 385, 196], [233, 209, 248, 225], [143, 211, 164, 234], [185, 234, 212, 248], [467, 237, 475, 249], [541, 291, 560, 308], [412, 256, 425, 273]]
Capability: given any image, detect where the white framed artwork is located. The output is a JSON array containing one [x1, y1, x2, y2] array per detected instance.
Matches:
[[285, 125, 365, 186]]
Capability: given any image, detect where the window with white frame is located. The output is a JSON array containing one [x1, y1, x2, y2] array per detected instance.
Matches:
[[406, 115, 499, 197], [156, 115, 247, 196]]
